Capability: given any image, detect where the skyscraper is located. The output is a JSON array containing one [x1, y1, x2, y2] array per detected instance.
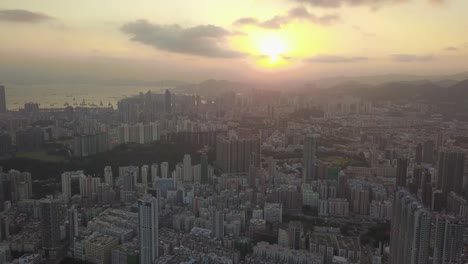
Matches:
[[422, 140, 434, 164], [68, 206, 79, 249], [151, 163, 158, 182], [390, 190, 431, 264], [141, 165, 149, 185], [396, 158, 408, 188], [288, 221, 303, 250], [432, 215, 464, 264], [0, 86, 6, 113], [214, 210, 224, 240], [437, 152, 465, 196], [183, 154, 192, 182], [160, 162, 169, 178], [61, 172, 72, 200], [201, 153, 208, 184], [119, 166, 138, 203], [104, 166, 113, 188], [40, 198, 61, 250], [215, 133, 260, 173], [303, 134, 319, 184], [138, 197, 159, 264]]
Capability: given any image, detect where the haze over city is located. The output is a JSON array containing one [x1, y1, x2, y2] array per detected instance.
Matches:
[[0, 1, 468, 264]]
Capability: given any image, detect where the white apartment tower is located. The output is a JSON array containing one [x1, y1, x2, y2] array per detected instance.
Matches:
[[138, 197, 159, 264]]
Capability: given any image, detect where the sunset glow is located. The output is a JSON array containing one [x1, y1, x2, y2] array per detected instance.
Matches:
[[258, 35, 288, 64], [0, 0, 467, 80]]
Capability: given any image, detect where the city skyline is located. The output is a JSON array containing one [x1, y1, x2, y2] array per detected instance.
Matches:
[[1, 1, 468, 264], [0, 0, 468, 83]]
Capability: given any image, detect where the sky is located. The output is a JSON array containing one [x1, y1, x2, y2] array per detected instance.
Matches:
[[0, 0, 468, 83]]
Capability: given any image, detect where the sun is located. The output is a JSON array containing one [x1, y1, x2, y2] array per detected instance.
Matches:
[[258, 35, 288, 64]]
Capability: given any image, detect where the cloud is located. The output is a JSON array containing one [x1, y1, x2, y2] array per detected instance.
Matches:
[[121, 20, 245, 58], [392, 54, 434, 62], [444, 46, 458, 51], [0, 9, 53, 23], [234, 6, 339, 29], [306, 54, 369, 63], [293, 0, 447, 8]]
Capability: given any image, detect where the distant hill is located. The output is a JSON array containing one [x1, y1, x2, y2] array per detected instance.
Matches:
[[311, 72, 468, 89], [195, 79, 246, 96], [321, 78, 468, 105]]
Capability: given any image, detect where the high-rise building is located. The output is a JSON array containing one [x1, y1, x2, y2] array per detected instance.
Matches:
[[422, 171, 433, 207], [120, 167, 137, 203], [78, 175, 100, 200], [138, 197, 159, 264], [396, 158, 408, 188], [104, 166, 113, 188], [141, 165, 149, 185], [84, 232, 119, 264], [215, 133, 260, 173], [432, 215, 464, 264], [160, 162, 169, 178], [183, 154, 192, 182], [151, 163, 158, 182], [413, 166, 423, 189], [303, 134, 319, 184], [390, 190, 431, 264], [214, 210, 224, 240], [201, 153, 208, 184], [61, 173, 72, 200], [422, 140, 434, 164], [68, 206, 79, 249], [437, 152, 465, 196], [40, 198, 61, 250], [288, 221, 303, 250], [351, 189, 370, 215], [0, 86, 6, 113], [73, 132, 109, 157]]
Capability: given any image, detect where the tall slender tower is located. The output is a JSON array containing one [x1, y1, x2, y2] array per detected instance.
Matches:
[[138, 197, 159, 264], [61, 172, 72, 200], [437, 152, 465, 195], [0, 86, 6, 113], [183, 154, 192, 182], [104, 166, 113, 188], [160, 162, 169, 178], [396, 158, 408, 188], [303, 134, 318, 184], [40, 198, 61, 250], [141, 165, 149, 186], [151, 163, 158, 182], [390, 190, 431, 264], [68, 206, 79, 249], [215, 210, 224, 240]]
